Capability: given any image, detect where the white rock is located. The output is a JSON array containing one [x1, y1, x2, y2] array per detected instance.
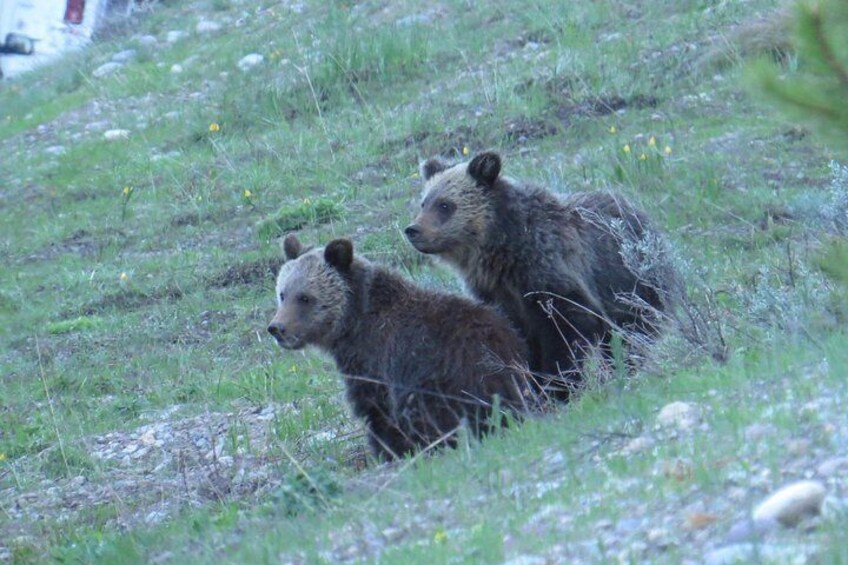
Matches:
[[139, 430, 156, 445], [382, 527, 405, 542], [503, 557, 546, 565], [743, 422, 773, 441], [817, 456, 848, 477], [166, 30, 188, 43], [237, 53, 264, 71], [145, 510, 167, 524], [137, 34, 158, 47], [111, 49, 137, 63], [196, 20, 222, 33], [170, 64, 183, 74], [656, 401, 700, 430], [622, 436, 654, 455], [753, 480, 827, 526], [103, 129, 130, 141], [396, 13, 432, 27], [92, 62, 122, 78], [85, 120, 110, 132]]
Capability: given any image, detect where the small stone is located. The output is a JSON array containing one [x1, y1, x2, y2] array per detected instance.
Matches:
[[85, 120, 110, 132], [726, 517, 778, 543], [622, 436, 654, 455], [139, 430, 156, 445], [753, 480, 827, 527], [170, 64, 183, 74], [137, 34, 158, 47], [237, 53, 264, 71], [111, 49, 137, 63], [817, 456, 848, 477], [647, 527, 673, 548], [615, 517, 642, 535], [743, 422, 773, 441], [503, 556, 546, 565], [92, 62, 122, 78], [381, 527, 405, 542], [396, 13, 433, 27], [103, 129, 130, 141], [704, 544, 756, 565], [656, 401, 700, 430], [196, 20, 222, 33], [786, 438, 811, 456], [145, 510, 167, 524], [166, 30, 188, 43]]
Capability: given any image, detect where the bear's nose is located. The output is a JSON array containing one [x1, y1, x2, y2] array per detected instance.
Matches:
[[404, 225, 421, 239], [267, 323, 286, 342]]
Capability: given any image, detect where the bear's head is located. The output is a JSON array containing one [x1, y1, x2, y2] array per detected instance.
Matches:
[[267, 234, 355, 350], [405, 151, 502, 262]]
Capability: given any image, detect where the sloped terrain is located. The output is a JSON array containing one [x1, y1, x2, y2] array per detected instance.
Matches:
[[1, 0, 847, 562]]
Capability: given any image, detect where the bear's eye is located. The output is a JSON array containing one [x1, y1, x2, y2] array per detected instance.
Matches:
[[298, 294, 311, 305], [435, 200, 455, 217]]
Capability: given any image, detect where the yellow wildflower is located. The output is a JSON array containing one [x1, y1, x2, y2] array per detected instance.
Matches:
[[623, 144, 631, 154], [608, 125, 617, 134], [639, 153, 647, 161], [648, 136, 656, 147], [209, 123, 220, 133], [303, 197, 312, 205], [244, 189, 252, 199], [120, 272, 129, 282], [122, 186, 131, 196], [434, 528, 448, 543], [664, 145, 672, 155], [0, 453, 6, 462], [462, 146, 470, 156]]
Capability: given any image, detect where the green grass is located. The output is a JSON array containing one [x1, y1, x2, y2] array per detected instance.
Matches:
[[1, 0, 846, 561]]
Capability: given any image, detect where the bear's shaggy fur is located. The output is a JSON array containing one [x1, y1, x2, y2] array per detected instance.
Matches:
[[405, 151, 681, 398], [267, 235, 534, 460]]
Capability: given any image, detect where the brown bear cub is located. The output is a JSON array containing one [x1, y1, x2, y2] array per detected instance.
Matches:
[[405, 151, 681, 399], [267, 234, 535, 460]]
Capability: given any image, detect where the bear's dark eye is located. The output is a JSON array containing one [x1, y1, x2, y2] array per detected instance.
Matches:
[[298, 294, 311, 305], [435, 200, 455, 218]]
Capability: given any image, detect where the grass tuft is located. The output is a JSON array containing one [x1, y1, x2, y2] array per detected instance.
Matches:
[[46, 316, 103, 335], [256, 197, 344, 240]]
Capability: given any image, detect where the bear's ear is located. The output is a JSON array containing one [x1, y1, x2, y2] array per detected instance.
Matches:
[[324, 239, 354, 272], [283, 233, 303, 260], [468, 151, 502, 187], [420, 157, 448, 181]]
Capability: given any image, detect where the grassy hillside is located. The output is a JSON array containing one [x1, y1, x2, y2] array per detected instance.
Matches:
[[1, 0, 846, 562]]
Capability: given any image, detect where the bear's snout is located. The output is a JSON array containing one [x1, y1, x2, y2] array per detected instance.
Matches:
[[267, 322, 286, 342], [404, 224, 421, 240]]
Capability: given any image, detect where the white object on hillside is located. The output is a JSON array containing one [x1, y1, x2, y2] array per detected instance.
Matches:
[[0, 0, 108, 79], [237, 53, 263, 71], [753, 480, 827, 526]]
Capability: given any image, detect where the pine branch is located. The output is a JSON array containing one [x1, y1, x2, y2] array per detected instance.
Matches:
[[808, 3, 848, 89]]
